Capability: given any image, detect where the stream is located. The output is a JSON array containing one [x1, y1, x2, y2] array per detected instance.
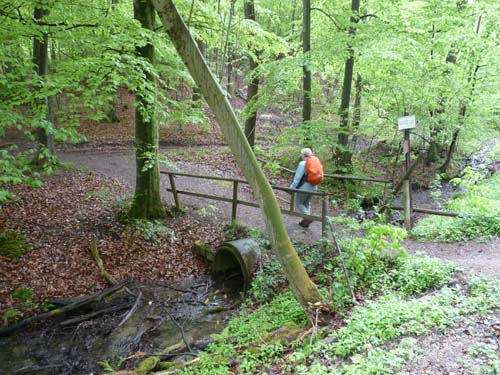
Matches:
[[0, 274, 242, 375]]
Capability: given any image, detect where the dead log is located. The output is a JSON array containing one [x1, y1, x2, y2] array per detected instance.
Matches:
[[0, 281, 128, 337], [60, 302, 132, 326]]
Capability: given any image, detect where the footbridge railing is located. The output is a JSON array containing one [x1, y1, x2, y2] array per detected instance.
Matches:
[[160, 170, 329, 237]]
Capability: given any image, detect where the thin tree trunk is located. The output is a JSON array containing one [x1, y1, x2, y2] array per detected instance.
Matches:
[[243, 0, 259, 148], [440, 15, 482, 173], [291, 0, 299, 37], [129, 0, 167, 220], [152, 0, 325, 308], [192, 40, 205, 104], [350, 73, 362, 147], [336, 0, 360, 170], [33, 6, 56, 164], [221, 0, 235, 88], [302, 0, 312, 130]]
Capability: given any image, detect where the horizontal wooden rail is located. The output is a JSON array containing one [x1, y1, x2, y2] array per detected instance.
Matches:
[[162, 169, 328, 236], [160, 170, 327, 197], [256, 157, 391, 184], [391, 206, 460, 217], [165, 188, 323, 222], [161, 170, 247, 184]]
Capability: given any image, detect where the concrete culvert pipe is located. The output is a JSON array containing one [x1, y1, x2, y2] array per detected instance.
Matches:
[[213, 239, 261, 291]]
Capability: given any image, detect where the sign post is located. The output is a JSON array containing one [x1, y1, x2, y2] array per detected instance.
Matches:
[[398, 116, 416, 230]]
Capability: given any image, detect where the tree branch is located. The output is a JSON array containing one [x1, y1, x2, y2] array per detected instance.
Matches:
[[310, 7, 343, 30]]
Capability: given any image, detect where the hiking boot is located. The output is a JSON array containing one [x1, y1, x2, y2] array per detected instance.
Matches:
[[299, 219, 312, 228]]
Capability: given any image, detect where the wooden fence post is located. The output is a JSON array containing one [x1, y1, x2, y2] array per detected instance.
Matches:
[[232, 181, 239, 221], [321, 194, 327, 238], [168, 173, 181, 210], [403, 179, 412, 230]]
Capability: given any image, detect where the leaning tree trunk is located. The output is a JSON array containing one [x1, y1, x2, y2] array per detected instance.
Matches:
[[243, 0, 260, 148], [32, 6, 56, 166], [301, 0, 312, 148], [129, 0, 167, 220], [152, 0, 324, 308], [335, 0, 360, 170]]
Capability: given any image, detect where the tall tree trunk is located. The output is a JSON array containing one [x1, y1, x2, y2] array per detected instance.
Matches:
[[440, 15, 482, 173], [221, 0, 235, 89], [335, 0, 360, 170], [152, 0, 324, 308], [302, 0, 312, 142], [105, 0, 121, 123], [32, 6, 56, 165], [129, 0, 167, 220], [243, 0, 259, 148], [350, 73, 362, 147]]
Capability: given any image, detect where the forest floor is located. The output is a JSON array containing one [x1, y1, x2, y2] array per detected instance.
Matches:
[[1, 98, 499, 373]]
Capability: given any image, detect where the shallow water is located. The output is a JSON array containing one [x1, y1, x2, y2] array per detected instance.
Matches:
[[0, 275, 242, 375]]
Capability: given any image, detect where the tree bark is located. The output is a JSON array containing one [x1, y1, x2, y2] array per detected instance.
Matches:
[[335, 0, 360, 170], [243, 0, 259, 148], [129, 0, 167, 220], [350, 73, 362, 147], [302, 0, 312, 134], [152, 0, 324, 308], [32, 6, 56, 165]]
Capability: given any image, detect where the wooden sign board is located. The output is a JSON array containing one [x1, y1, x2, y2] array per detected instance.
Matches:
[[398, 115, 416, 130]]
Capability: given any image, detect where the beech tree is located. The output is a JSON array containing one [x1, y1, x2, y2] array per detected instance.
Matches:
[[152, 0, 324, 308], [32, 4, 56, 167], [128, 0, 167, 220]]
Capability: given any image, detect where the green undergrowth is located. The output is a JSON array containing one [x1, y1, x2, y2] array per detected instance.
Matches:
[[289, 275, 500, 374], [250, 217, 457, 311], [166, 219, 485, 375], [411, 170, 500, 241], [173, 274, 499, 375]]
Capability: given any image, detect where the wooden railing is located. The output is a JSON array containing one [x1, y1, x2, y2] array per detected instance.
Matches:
[[257, 158, 460, 221], [160, 170, 329, 237]]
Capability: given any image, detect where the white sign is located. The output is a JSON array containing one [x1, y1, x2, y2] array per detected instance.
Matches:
[[398, 115, 416, 130]]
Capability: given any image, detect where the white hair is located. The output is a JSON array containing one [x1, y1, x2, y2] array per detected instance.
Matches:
[[300, 148, 313, 157]]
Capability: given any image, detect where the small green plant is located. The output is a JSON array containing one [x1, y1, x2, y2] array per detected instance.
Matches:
[[97, 356, 126, 372], [129, 219, 174, 244], [223, 220, 250, 241], [85, 189, 113, 201], [0, 231, 31, 259], [196, 204, 218, 217], [389, 254, 457, 295], [3, 288, 35, 325]]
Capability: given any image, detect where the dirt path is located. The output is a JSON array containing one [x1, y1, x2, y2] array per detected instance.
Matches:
[[59, 147, 500, 278]]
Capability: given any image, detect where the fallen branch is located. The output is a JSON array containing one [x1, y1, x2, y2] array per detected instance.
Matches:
[[60, 302, 132, 327], [0, 281, 128, 337], [117, 290, 143, 327], [91, 239, 118, 285], [165, 310, 192, 353]]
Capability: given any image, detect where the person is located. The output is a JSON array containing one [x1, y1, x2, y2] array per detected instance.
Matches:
[[290, 148, 317, 227]]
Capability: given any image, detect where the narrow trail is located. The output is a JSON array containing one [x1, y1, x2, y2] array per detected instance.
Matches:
[[59, 147, 500, 277]]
